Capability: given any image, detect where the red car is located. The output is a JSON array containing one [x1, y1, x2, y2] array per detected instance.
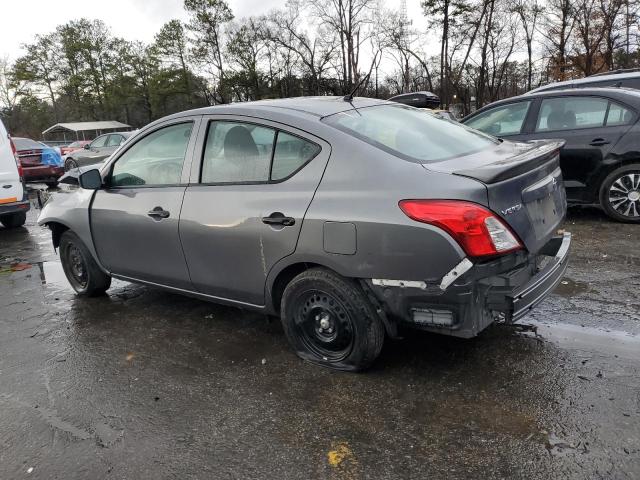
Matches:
[[12, 137, 64, 187], [60, 140, 90, 156]]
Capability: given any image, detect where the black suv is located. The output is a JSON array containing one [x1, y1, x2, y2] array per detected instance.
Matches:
[[462, 87, 640, 222]]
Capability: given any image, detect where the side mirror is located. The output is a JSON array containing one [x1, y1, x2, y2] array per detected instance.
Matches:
[[79, 169, 102, 190], [84, 144, 90, 150]]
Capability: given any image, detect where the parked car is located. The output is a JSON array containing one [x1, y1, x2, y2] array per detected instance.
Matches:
[[64, 132, 132, 171], [462, 87, 640, 222], [0, 122, 30, 228], [528, 70, 640, 94], [60, 140, 91, 157], [12, 137, 64, 188], [388, 91, 441, 109], [39, 97, 570, 371]]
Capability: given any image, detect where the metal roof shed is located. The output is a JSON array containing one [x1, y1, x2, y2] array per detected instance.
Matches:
[[42, 121, 132, 142]]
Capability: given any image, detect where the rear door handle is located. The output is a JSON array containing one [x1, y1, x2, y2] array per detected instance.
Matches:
[[589, 138, 610, 146], [147, 206, 170, 219], [262, 213, 295, 226]]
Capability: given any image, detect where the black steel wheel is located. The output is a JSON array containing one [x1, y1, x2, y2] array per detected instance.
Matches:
[[59, 230, 111, 296], [600, 164, 640, 223], [281, 268, 384, 371]]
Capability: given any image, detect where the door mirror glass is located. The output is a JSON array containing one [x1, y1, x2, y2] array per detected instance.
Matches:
[[83, 143, 90, 149], [465, 101, 531, 136], [79, 168, 102, 190]]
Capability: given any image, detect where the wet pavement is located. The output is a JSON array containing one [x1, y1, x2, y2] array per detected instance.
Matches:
[[0, 191, 639, 479]]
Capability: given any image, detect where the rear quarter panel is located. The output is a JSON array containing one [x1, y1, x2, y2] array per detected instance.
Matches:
[[269, 132, 490, 287]]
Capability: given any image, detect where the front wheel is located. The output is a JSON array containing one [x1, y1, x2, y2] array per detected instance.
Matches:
[[281, 268, 385, 371], [64, 158, 78, 172], [0, 212, 26, 228], [599, 164, 640, 223], [59, 230, 111, 296]]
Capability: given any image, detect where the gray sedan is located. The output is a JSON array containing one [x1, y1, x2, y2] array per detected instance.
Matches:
[[38, 97, 571, 371], [64, 131, 133, 171]]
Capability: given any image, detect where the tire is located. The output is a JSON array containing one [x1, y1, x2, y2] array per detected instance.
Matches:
[[59, 230, 111, 296], [64, 158, 78, 172], [0, 212, 27, 228], [599, 163, 640, 223], [280, 268, 385, 371]]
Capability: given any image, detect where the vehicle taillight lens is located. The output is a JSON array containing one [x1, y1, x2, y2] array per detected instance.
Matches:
[[398, 199, 523, 257], [8, 136, 23, 179]]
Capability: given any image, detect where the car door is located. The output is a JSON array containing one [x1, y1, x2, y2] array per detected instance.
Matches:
[[90, 118, 200, 289], [522, 95, 634, 200], [179, 116, 331, 306], [463, 100, 534, 141]]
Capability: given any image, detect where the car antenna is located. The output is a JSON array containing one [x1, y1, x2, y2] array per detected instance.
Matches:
[[343, 51, 379, 103]]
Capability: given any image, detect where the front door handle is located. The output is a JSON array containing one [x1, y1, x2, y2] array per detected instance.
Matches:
[[262, 212, 295, 227], [147, 206, 170, 219], [589, 138, 610, 146]]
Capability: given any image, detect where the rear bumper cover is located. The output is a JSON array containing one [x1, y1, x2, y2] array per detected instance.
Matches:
[[0, 195, 30, 217], [23, 165, 64, 183], [367, 233, 571, 338]]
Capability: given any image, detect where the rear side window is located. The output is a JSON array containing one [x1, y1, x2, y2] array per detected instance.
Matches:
[[536, 97, 608, 131], [106, 134, 123, 147], [110, 122, 193, 187], [271, 132, 321, 180], [323, 104, 497, 163], [465, 101, 531, 136], [201, 121, 275, 183], [606, 102, 635, 126]]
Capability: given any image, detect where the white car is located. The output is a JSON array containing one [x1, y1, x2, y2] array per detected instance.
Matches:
[[0, 119, 29, 228]]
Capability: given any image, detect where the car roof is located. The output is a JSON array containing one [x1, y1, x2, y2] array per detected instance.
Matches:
[[467, 87, 640, 117], [163, 96, 392, 120], [528, 71, 640, 93]]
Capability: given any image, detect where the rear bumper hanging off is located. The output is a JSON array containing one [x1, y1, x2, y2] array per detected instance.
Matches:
[[366, 233, 571, 338]]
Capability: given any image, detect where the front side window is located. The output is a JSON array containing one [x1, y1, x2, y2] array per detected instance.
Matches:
[[465, 101, 531, 136], [110, 122, 193, 187], [91, 136, 108, 148], [536, 97, 608, 132], [323, 105, 497, 163], [201, 121, 275, 183]]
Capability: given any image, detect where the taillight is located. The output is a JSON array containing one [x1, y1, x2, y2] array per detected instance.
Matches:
[[8, 136, 23, 179], [398, 199, 523, 258]]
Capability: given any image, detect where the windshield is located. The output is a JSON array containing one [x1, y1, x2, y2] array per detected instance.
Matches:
[[322, 104, 497, 163]]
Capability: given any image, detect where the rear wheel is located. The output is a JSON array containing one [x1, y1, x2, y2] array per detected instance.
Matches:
[[64, 158, 78, 172], [281, 268, 384, 371], [599, 164, 640, 223], [0, 212, 26, 228], [59, 230, 111, 296]]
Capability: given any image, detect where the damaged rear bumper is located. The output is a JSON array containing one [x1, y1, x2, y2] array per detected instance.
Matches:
[[366, 233, 571, 338]]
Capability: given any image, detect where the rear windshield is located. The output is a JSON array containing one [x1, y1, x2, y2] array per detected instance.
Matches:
[[322, 104, 497, 162], [13, 138, 43, 150]]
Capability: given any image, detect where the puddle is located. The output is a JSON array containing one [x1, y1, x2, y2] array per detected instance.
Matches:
[[552, 278, 591, 297], [36, 261, 73, 290], [524, 320, 640, 361]]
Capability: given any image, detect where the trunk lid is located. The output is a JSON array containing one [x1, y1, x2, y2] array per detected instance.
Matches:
[[426, 140, 567, 254]]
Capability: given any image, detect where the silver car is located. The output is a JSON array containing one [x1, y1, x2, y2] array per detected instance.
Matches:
[[38, 97, 571, 371]]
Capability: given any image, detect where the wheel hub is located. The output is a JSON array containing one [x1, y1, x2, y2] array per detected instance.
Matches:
[[629, 191, 640, 202], [295, 291, 354, 361]]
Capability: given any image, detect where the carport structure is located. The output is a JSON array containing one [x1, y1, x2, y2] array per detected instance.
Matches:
[[42, 121, 132, 143]]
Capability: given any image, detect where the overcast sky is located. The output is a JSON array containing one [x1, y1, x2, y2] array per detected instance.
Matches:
[[0, 0, 427, 60]]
